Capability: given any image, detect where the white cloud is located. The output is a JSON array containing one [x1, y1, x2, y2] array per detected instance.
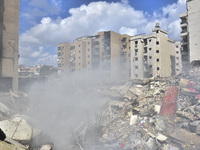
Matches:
[[119, 27, 137, 35], [19, 0, 186, 66]]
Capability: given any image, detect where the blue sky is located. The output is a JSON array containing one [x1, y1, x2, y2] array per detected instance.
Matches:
[[19, 0, 186, 66]]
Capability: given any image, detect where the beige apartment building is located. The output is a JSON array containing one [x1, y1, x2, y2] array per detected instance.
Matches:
[[175, 42, 182, 75], [58, 31, 131, 79], [0, 0, 20, 91], [130, 23, 176, 79], [180, 0, 200, 66]]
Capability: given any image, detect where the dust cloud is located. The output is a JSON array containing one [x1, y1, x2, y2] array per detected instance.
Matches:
[[26, 70, 108, 149]]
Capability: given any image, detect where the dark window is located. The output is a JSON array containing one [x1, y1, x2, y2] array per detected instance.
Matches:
[[176, 45, 179, 48], [135, 57, 138, 61], [135, 66, 138, 69], [88, 42, 90, 45], [135, 41, 138, 44], [156, 30, 159, 33], [135, 49, 138, 52], [157, 58, 159, 62], [149, 56, 152, 59], [176, 51, 179, 54], [79, 63, 81, 65], [79, 51, 80, 53], [149, 48, 152, 51], [88, 49, 90, 51], [58, 47, 61, 50], [149, 39, 151, 42], [79, 44, 81, 47], [157, 67, 160, 70], [149, 65, 152, 68], [156, 50, 159, 53], [156, 41, 159, 45]]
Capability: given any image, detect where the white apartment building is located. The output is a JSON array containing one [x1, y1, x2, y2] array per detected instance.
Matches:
[[131, 23, 176, 79]]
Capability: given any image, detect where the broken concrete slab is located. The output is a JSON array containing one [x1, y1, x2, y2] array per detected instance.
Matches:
[[0, 117, 32, 142], [0, 141, 26, 150]]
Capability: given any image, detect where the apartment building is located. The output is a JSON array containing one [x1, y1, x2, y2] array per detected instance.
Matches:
[[180, 0, 200, 66], [58, 31, 131, 79], [175, 42, 182, 75], [130, 23, 176, 79], [0, 0, 20, 91]]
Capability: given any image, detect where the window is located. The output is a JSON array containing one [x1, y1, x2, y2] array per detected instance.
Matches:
[[58, 47, 61, 50], [156, 41, 159, 45], [149, 48, 152, 51], [88, 55, 90, 58], [88, 62, 90, 64], [149, 65, 152, 68], [135, 49, 138, 52], [135, 57, 138, 61], [176, 51, 179, 54], [79, 44, 81, 47], [79, 51, 80, 53], [156, 30, 159, 33], [149, 56, 152, 59], [79, 57, 80, 59], [88, 49, 90, 51], [135, 66, 138, 69], [157, 67, 160, 70], [157, 58, 159, 62], [135, 41, 138, 44], [149, 39, 151, 42], [79, 63, 81, 65], [176, 45, 179, 48], [176, 63, 179, 66], [144, 47, 147, 53], [88, 42, 90, 45], [149, 74, 153, 77], [135, 74, 138, 78], [156, 50, 159, 53]]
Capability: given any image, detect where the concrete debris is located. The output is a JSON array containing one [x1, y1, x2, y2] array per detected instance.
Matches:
[[0, 91, 53, 150], [71, 67, 200, 150], [2, 67, 200, 150], [0, 141, 26, 150]]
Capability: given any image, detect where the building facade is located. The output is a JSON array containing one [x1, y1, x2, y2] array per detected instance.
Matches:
[[130, 23, 176, 79], [58, 31, 131, 80], [180, 0, 200, 66], [0, 0, 20, 91], [175, 42, 182, 75]]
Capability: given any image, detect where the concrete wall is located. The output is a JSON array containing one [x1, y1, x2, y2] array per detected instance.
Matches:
[[0, 0, 19, 91], [187, 0, 200, 63]]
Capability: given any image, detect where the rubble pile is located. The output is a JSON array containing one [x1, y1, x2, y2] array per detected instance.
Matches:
[[87, 68, 200, 150], [0, 91, 53, 150]]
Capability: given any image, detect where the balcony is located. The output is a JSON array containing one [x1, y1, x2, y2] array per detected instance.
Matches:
[[180, 22, 187, 28], [181, 31, 188, 37]]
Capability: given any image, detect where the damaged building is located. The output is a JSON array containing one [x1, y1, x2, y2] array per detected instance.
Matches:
[[130, 23, 176, 79], [58, 31, 131, 80], [179, 0, 200, 67], [0, 0, 20, 91]]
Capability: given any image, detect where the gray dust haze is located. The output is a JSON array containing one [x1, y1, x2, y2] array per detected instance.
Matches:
[[27, 70, 108, 149]]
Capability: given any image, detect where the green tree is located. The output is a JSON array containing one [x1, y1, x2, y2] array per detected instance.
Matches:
[[39, 65, 57, 78]]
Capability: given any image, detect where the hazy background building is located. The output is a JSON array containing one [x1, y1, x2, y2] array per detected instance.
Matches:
[[130, 23, 176, 79], [0, 0, 20, 91], [180, 0, 200, 67], [57, 31, 131, 80]]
